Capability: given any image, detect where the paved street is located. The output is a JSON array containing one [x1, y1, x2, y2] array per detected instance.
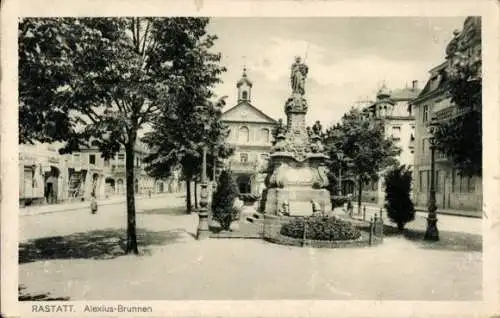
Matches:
[[19, 195, 482, 301]]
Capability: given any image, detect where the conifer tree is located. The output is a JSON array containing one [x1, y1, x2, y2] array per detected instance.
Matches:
[[211, 170, 239, 230], [384, 165, 415, 231]]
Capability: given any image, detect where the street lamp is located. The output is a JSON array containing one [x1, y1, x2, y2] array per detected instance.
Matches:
[[195, 107, 211, 240], [424, 116, 439, 241], [336, 152, 344, 196]]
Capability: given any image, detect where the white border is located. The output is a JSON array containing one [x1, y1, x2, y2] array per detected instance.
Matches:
[[2, 0, 499, 317]]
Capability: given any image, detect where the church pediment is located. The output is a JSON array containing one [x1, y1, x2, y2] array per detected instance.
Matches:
[[222, 102, 277, 124]]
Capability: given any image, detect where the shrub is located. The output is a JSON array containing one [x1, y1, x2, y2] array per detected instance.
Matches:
[[280, 216, 361, 241], [212, 170, 239, 231], [239, 193, 260, 204], [384, 165, 415, 231]]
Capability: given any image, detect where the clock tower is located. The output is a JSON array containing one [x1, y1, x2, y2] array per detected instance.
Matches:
[[236, 67, 252, 103]]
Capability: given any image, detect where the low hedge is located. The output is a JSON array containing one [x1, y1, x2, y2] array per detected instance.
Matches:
[[331, 195, 349, 209], [239, 193, 260, 203], [280, 216, 361, 241]]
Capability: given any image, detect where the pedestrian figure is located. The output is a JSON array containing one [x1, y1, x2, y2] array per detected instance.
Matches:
[[346, 194, 353, 216], [90, 193, 98, 214]]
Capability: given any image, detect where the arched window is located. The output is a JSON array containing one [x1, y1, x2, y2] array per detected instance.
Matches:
[[242, 91, 248, 100], [239, 126, 250, 143], [261, 128, 270, 143], [240, 153, 248, 163], [117, 179, 124, 193]]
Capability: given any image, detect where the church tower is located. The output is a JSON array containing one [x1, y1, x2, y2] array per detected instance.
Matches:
[[236, 67, 253, 103]]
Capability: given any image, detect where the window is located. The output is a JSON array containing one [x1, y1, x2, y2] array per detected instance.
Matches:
[[89, 154, 96, 165], [117, 153, 125, 165], [239, 126, 250, 143], [240, 153, 248, 163], [434, 170, 440, 193], [423, 105, 429, 123], [242, 91, 248, 100], [261, 128, 270, 143], [452, 169, 476, 193], [419, 171, 425, 192], [391, 126, 401, 141], [452, 169, 458, 193], [260, 153, 269, 165], [467, 176, 476, 193], [73, 153, 81, 163]]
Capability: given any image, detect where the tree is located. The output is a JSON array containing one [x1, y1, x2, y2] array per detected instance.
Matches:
[[211, 170, 239, 230], [384, 165, 415, 231], [142, 96, 234, 213], [434, 17, 481, 177], [324, 108, 401, 212], [19, 17, 222, 254]]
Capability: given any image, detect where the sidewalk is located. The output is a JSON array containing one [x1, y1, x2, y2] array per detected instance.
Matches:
[[358, 202, 482, 218], [351, 203, 482, 236], [20, 193, 184, 216]]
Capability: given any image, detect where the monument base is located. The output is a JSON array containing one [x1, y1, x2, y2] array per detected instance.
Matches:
[[263, 187, 332, 216]]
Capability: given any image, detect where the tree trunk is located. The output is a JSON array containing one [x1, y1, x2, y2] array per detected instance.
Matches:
[[397, 222, 405, 232], [357, 176, 363, 215], [125, 142, 139, 255], [186, 176, 192, 214], [194, 179, 199, 210]]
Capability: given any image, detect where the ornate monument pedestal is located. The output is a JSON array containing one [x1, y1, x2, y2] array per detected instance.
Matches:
[[261, 57, 332, 217]]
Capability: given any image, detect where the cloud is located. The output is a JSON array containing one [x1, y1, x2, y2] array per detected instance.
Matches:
[[218, 35, 436, 127], [248, 36, 430, 91], [248, 37, 326, 82]]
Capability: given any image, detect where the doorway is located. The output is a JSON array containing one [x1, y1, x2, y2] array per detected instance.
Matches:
[[236, 175, 252, 194]]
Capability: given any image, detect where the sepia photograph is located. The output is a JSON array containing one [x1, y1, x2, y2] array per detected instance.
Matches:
[[1, 1, 499, 317]]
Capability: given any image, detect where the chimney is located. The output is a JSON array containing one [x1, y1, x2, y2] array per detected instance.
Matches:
[[412, 80, 418, 90]]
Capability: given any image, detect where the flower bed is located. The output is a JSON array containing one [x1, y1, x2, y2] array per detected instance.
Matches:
[[280, 216, 361, 241], [262, 214, 382, 248]]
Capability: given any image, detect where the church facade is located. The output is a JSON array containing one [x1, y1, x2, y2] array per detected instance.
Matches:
[[221, 69, 278, 196]]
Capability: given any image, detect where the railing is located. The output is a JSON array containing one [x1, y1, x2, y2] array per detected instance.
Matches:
[[434, 106, 471, 122]]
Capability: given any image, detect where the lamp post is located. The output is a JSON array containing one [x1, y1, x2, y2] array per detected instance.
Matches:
[[336, 152, 344, 196], [197, 145, 210, 240], [424, 116, 439, 241], [195, 107, 211, 240]]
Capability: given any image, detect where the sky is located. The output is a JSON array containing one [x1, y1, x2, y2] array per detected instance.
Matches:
[[206, 17, 466, 126]]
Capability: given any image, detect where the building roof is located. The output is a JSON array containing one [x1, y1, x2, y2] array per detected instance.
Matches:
[[413, 62, 449, 104], [222, 101, 277, 124], [376, 84, 391, 99], [391, 87, 421, 101], [236, 68, 253, 88]]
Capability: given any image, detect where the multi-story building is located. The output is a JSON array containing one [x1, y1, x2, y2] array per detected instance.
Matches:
[[19, 141, 176, 207], [221, 68, 277, 195], [411, 17, 482, 214], [359, 81, 421, 205]]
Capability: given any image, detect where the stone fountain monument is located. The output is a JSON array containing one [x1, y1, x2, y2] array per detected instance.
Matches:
[[261, 57, 332, 216]]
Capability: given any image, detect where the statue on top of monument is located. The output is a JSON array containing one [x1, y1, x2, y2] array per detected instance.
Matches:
[[312, 120, 322, 136], [290, 56, 308, 95]]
